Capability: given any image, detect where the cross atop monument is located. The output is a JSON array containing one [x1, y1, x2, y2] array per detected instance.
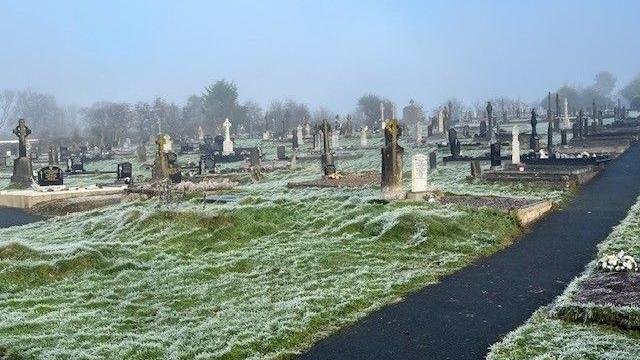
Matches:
[[223, 118, 232, 140], [13, 118, 31, 158]]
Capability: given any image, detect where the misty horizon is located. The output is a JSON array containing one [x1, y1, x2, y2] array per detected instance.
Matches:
[[2, 0, 639, 112]]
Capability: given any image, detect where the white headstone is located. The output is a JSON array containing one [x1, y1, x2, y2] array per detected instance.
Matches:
[[437, 110, 444, 133], [360, 126, 368, 147], [197, 126, 204, 141], [562, 98, 571, 129], [416, 122, 423, 143], [222, 118, 234, 155], [511, 125, 520, 164], [262, 131, 271, 140], [381, 120, 386, 131], [296, 125, 304, 145], [332, 130, 340, 149], [411, 154, 429, 193]]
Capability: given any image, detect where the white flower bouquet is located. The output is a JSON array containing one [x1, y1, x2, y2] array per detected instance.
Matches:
[[597, 250, 639, 272]]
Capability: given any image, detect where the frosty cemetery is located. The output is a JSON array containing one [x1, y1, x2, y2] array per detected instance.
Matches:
[[1, 81, 640, 360]]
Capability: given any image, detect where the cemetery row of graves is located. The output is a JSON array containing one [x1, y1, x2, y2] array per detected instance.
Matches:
[[0, 98, 638, 358]]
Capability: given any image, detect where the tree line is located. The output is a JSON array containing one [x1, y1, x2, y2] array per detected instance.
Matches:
[[2, 71, 639, 146]]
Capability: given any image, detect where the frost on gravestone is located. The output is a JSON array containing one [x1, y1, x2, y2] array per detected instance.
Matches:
[[411, 154, 429, 193]]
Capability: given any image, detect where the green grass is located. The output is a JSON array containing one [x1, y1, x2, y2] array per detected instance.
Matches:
[[0, 196, 521, 359]]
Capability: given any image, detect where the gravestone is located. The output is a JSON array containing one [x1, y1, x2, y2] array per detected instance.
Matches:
[[37, 166, 63, 186], [529, 109, 540, 152], [381, 120, 405, 200], [331, 130, 340, 149], [67, 155, 85, 173], [137, 144, 147, 162], [511, 125, 521, 164], [152, 133, 182, 183], [197, 126, 204, 141], [428, 151, 437, 171], [222, 118, 234, 155], [547, 119, 553, 155], [562, 98, 571, 129], [462, 125, 470, 138], [199, 155, 216, 174], [415, 122, 422, 143], [427, 124, 433, 136], [479, 120, 487, 138], [470, 160, 482, 178], [561, 130, 568, 145], [572, 122, 580, 139], [410, 154, 428, 193], [248, 147, 261, 168], [117, 162, 133, 183], [486, 102, 493, 141], [360, 126, 368, 147], [448, 128, 461, 158], [320, 119, 336, 176], [296, 125, 304, 145], [490, 142, 501, 168], [10, 118, 33, 186], [292, 129, 299, 149], [277, 145, 287, 161]]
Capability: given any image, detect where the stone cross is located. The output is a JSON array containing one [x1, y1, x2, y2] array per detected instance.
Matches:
[[411, 153, 429, 193], [13, 118, 31, 158], [381, 120, 405, 199], [511, 125, 520, 164], [222, 118, 234, 155]]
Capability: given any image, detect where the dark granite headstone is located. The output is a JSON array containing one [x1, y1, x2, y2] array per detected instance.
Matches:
[[427, 124, 433, 137], [37, 166, 63, 186], [68, 155, 85, 172], [561, 130, 568, 145], [292, 129, 299, 149], [117, 162, 133, 182], [448, 128, 461, 158], [277, 145, 287, 161], [486, 102, 493, 141], [490, 143, 501, 167], [428, 151, 437, 170], [199, 155, 216, 174]]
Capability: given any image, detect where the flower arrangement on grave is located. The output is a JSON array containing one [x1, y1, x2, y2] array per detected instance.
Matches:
[[597, 250, 638, 272]]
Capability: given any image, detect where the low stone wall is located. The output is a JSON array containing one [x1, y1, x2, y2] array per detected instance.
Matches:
[[0, 186, 127, 209]]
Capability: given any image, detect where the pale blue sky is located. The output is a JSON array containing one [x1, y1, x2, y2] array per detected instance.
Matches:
[[1, 0, 638, 111]]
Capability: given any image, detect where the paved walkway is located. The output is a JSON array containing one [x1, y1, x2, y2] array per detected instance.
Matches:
[[301, 144, 640, 360], [0, 207, 42, 228]]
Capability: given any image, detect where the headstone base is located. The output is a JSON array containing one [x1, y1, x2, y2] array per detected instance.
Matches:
[[406, 191, 427, 201], [11, 157, 33, 186], [381, 188, 407, 201]]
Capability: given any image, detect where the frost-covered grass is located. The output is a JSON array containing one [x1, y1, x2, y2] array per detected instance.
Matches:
[[487, 308, 640, 360], [0, 194, 522, 359], [488, 195, 640, 360], [0, 135, 570, 359]]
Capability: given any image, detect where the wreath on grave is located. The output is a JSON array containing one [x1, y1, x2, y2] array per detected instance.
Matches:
[[597, 251, 639, 272]]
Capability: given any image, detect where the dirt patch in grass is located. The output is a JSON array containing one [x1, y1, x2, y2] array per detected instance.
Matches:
[[575, 271, 640, 307]]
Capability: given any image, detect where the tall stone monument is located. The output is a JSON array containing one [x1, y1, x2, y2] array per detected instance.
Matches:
[[529, 109, 540, 152], [321, 119, 336, 176], [151, 133, 181, 183], [486, 102, 493, 141], [381, 119, 405, 200], [10, 119, 33, 186], [562, 98, 571, 129], [222, 118, 234, 155]]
